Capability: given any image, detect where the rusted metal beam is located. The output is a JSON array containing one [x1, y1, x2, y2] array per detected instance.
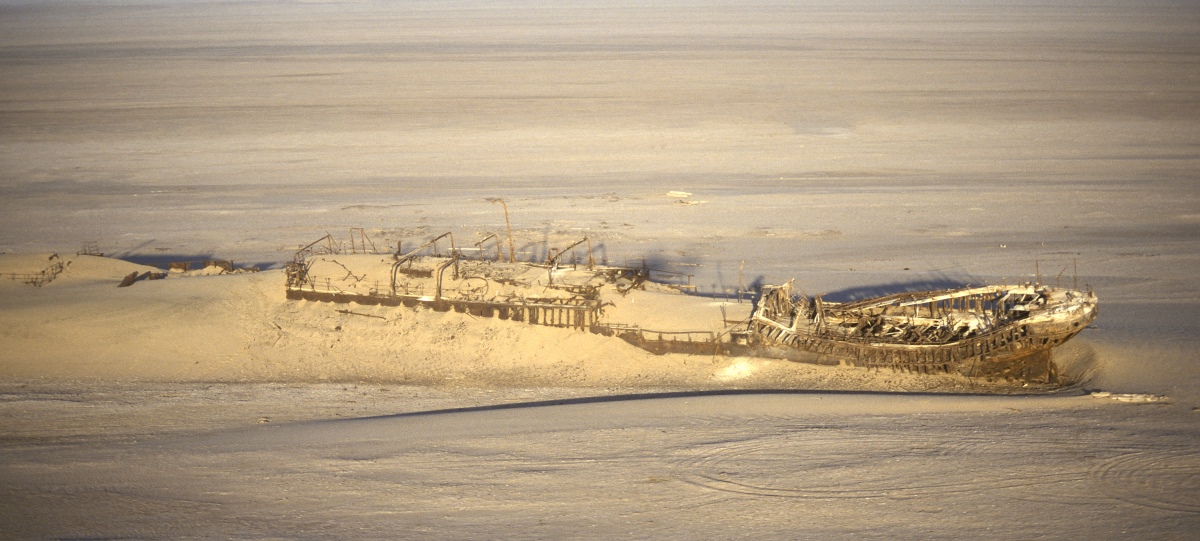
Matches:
[[433, 253, 460, 302], [546, 237, 589, 268], [487, 198, 516, 263], [475, 233, 501, 261], [391, 232, 455, 295]]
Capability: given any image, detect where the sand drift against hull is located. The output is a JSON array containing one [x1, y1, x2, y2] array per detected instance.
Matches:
[[284, 228, 1098, 385]]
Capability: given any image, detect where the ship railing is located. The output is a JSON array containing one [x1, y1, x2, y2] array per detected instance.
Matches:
[[2, 261, 65, 287], [288, 276, 600, 309]]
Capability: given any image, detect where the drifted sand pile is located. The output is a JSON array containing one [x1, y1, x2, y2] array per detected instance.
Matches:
[[0, 253, 1020, 392]]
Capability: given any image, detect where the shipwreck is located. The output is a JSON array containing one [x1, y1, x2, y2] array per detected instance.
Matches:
[[740, 280, 1097, 382], [284, 229, 1097, 384]]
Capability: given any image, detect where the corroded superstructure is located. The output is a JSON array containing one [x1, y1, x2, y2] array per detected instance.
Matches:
[[285, 233, 632, 331]]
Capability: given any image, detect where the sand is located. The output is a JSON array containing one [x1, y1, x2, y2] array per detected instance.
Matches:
[[1, 0, 1198, 538]]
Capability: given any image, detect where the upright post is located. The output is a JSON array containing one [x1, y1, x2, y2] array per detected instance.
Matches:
[[489, 198, 516, 263], [738, 260, 745, 304]]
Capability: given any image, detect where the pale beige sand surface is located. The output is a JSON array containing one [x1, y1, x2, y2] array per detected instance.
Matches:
[[2, 382, 1196, 540], [1, 0, 1198, 538]]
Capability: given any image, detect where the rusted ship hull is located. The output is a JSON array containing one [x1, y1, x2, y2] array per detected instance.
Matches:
[[742, 282, 1098, 382]]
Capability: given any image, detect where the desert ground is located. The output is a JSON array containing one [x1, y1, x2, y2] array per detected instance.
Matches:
[[1, 0, 1198, 539]]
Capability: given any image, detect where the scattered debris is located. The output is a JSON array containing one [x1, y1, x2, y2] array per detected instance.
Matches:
[[117, 270, 168, 287], [118, 272, 138, 288], [168, 259, 258, 276], [336, 309, 387, 320], [1090, 391, 1168, 403], [666, 190, 706, 205], [205, 260, 233, 272], [2, 254, 64, 287], [77, 242, 103, 257]]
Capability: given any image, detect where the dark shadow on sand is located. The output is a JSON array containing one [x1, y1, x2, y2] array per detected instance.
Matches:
[[330, 387, 1082, 424], [821, 275, 975, 303], [116, 253, 277, 270]]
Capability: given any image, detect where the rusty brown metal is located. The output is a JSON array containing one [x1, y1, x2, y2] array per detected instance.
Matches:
[[747, 281, 1097, 383], [546, 237, 589, 268], [475, 233, 501, 261], [117, 272, 139, 287], [3, 259, 64, 287], [349, 228, 378, 255], [77, 242, 103, 257], [487, 198, 516, 263]]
